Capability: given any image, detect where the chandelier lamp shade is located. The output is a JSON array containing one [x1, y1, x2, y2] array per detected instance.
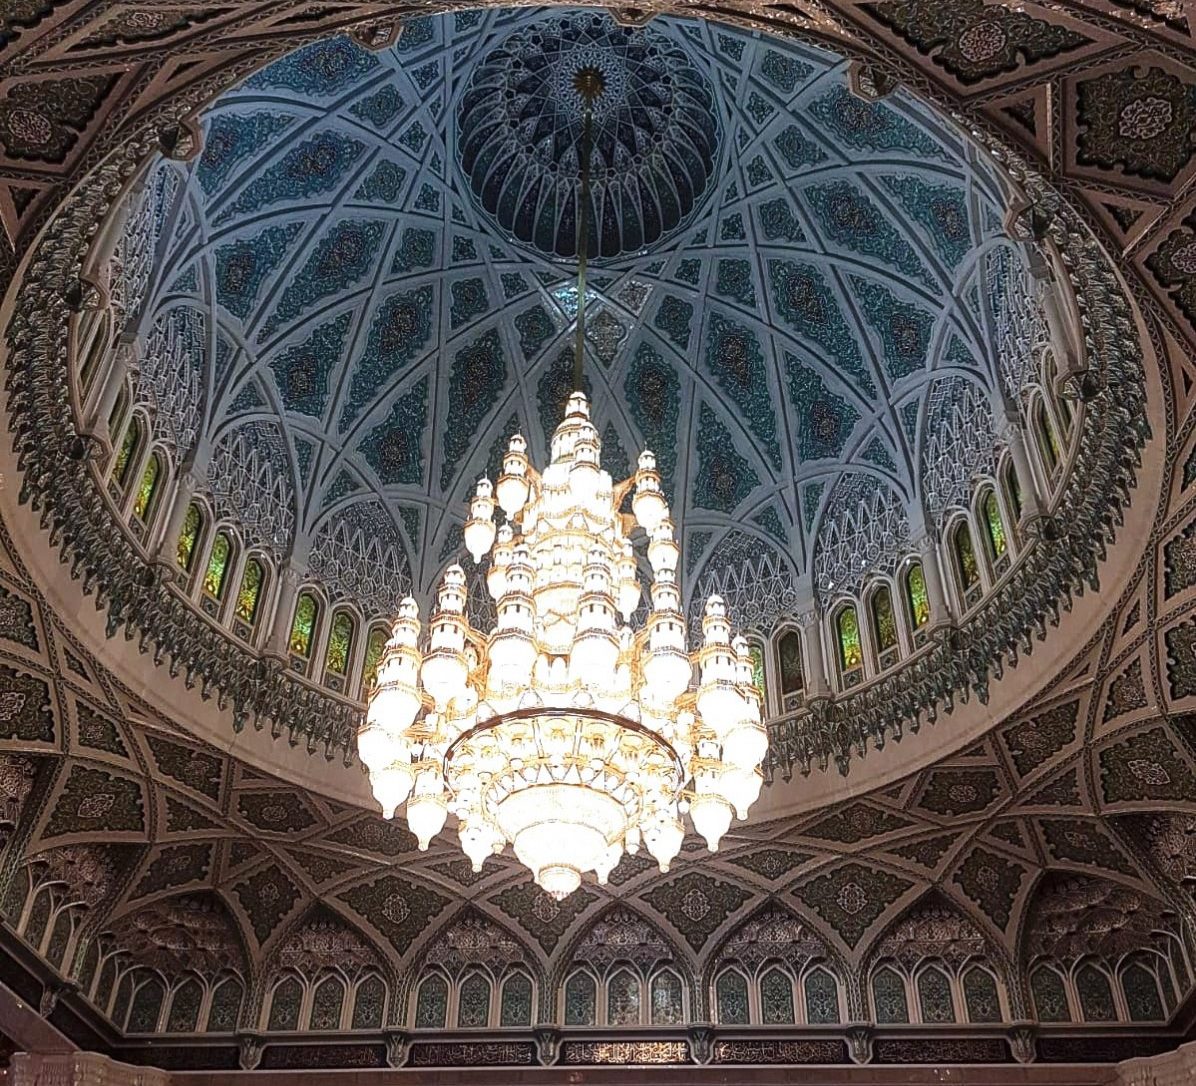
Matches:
[[359, 393, 767, 898]]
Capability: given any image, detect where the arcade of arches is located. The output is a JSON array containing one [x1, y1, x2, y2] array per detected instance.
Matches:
[[0, 0, 1195, 1081]]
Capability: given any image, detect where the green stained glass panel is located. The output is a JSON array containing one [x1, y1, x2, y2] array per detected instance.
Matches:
[[133, 455, 160, 519], [203, 533, 231, 599], [235, 560, 264, 624], [871, 586, 897, 651], [906, 563, 930, 628], [837, 607, 862, 670], [955, 524, 979, 588], [290, 593, 319, 657], [177, 503, 202, 570], [363, 627, 388, 689], [984, 492, 1007, 558], [113, 420, 140, 486], [748, 640, 767, 704], [777, 629, 803, 695], [325, 611, 355, 675]]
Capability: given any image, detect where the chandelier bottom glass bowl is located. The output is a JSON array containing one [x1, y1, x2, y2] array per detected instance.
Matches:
[[360, 393, 768, 898]]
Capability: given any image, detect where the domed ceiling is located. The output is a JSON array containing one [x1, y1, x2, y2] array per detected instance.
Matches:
[[128, 6, 1040, 627]]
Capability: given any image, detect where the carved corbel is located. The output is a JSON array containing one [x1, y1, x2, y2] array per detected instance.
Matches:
[[1008, 1022, 1036, 1064], [846, 1024, 873, 1065], [534, 1026, 560, 1066], [385, 1030, 410, 1069], [687, 1023, 715, 1065], [238, 1034, 264, 1071]]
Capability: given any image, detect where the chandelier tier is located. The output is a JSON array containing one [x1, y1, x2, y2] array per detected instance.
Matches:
[[359, 393, 768, 898]]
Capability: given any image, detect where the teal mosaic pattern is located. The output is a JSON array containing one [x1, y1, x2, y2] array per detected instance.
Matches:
[[132, 7, 1030, 617]]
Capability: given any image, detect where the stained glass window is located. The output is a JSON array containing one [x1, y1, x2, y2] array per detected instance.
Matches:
[[108, 388, 129, 436], [917, 966, 955, 1023], [607, 968, 641, 1026], [267, 977, 302, 1030], [564, 971, 596, 1026], [203, 532, 232, 600], [206, 977, 243, 1032], [113, 418, 141, 488], [458, 972, 491, 1028], [777, 629, 803, 696], [352, 975, 386, 1030], [804, 968, 840, 1024], [983, 492, 1007, 559], [176, 503, 203, 571], [415, 974, 448, 1029], [1035, 399, 1058, 471], [649, 970, 683, 1025], [1076, 963, 1117, 1022], [128, 976, 165, 1032], [362, 626, 388, 691], [760, 967, 795, 1024], [500, 972, 533, 1027], [1122, 960, 1165, 1022], [905, 563, 930, 628], [1030, 966, 1070, 1022], [22, 889, 50, 950], [1003, 459, 1022, 521], [325, 609, 356, 676], [748, 638, 768, 710], [166, 979, 203, 1033], [963, 967, 1001, 1023], [716, 970, 749, 1025], [871, 585, 898, 653], [111, 974, 134, 1028], [133, 454, 161, 521], [289, 592, 319, 658], [310, 975, 345, 1030], [836, 606, 862, 671], [235, 559, 265, 626], [44, 910, 70, 969], [953, 522, 980, 589], [872, 968, 909, 1024]]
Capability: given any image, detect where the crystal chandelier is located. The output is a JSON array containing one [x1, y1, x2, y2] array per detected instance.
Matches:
[[357, 66, 767, 899]]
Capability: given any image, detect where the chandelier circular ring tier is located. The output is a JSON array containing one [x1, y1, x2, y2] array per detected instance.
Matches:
[[361, 393, 767, 898]]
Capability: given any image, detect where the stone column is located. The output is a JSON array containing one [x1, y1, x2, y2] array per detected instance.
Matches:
[[154, 468, 202, 567], [912, 521, 953, 630], [264, 561, 305, 661], [87, 334, 138, 444], [1029, 250, 1085, 390], [794, 575, 830, 697], [1001, 413, 1046, 529]]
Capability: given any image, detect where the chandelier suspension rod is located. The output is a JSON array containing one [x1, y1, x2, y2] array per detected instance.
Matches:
[[572, 80, 597, 395]]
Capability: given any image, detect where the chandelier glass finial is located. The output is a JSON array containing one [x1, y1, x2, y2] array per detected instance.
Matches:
[[360, 65, 766, 899]]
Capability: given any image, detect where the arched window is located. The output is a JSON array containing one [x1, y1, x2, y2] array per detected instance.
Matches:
[[325, 609, 357, 689], [981, 491, 1008, 566], [1121, 958, 1165, 1022], [206, 977, 243, 1032], [747, 637, 769, 713], [836, 605, 864, 688], [112, 417, 142, 490], [649, 970, 683, 1025], [166, 978, 203, 1033], [311, 975, 345, 1030], [607, 968, 640, 1025], [414, 974, 448, 1029], [916, 966, 955, 1023], [905, 562, 930, 634], [352, 975, 386, 1030], [952, 521, 981, 608], [1076, 963, 1117, 1022], [176, 502, 204, 573], [362, 625, 389, 694], [872, 967, 908, 1024], [233, 558, 266, 635], [760, 967, 795, 1024], [1030, 965, 1071, 1022], [127, 974, 166, 1033], [132, 453, 162, 522], [870, 585, 899, 670], [715, 969, 749, 1025], [776, 628, 804, 711], [1034, 398, 1059, 473], [457, 971, 491, 1028], [108, 386, 130, 438], [500, 972, 533, 1027], [563, 970, 596, 1026], [804, 968, 840, 1024], [1002, 458, 1022, 522], [202, 531, 233, 604], [267, 976, 302, 1030], [289, 592, 320, 665], [962, 966, 1001, 1023]]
